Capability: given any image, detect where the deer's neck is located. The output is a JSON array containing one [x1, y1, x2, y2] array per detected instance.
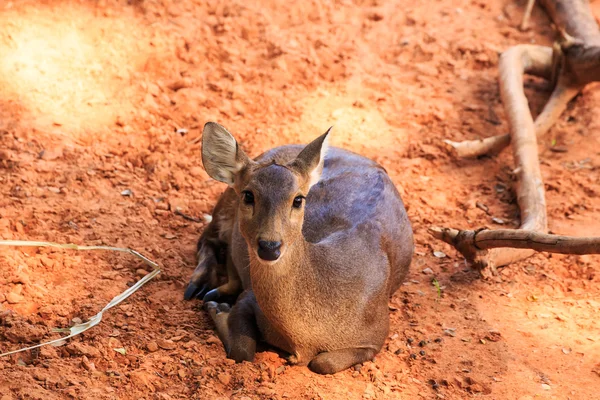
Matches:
[[248, 239, 318, 309]]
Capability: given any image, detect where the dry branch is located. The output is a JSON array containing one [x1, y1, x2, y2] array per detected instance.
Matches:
[[429, 227, 600, 256], [435, 0, 600, 275], [446, 0, 600, 159]]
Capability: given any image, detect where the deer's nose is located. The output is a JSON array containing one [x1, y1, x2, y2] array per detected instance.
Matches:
[[257, 240, 282, 261]]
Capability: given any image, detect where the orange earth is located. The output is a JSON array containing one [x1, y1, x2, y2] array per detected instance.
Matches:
[[0, 0, 598, 399]]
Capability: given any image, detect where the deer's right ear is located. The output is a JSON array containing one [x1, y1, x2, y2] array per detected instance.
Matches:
[[201, 122, 250, 186]]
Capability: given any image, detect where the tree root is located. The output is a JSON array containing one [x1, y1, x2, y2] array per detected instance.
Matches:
[[434, 0, 600, 276], [429, 227, 600, 256]]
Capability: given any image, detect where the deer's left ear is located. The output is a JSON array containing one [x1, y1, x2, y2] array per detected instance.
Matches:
[[201, 122, 251, 186], [288, 127, 332, 189]]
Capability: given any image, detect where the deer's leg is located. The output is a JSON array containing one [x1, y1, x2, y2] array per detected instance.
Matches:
[[184, 225, 226, 300], [308, 347, 378, 375], [202, 250, 242, 304], [185, 188, 239, 301], [205, 290, 259, 363]]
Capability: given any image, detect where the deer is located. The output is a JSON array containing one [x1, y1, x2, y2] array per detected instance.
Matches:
[[183, 122, 414, 374]]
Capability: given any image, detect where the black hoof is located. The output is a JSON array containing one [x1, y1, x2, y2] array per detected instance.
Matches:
[[202, 288, 221, 302], [184, 282, 209, 300]]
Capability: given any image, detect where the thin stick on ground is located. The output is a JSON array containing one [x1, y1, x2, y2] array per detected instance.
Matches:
[[520, 0, 537, 31], [434, 0, 600, 276]]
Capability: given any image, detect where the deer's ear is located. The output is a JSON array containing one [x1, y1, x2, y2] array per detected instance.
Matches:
[[289, 127, 332, 189], [202, 122, 251, 186]]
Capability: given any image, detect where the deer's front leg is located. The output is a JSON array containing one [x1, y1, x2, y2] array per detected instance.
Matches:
[[185, 188, 239, 301], [204, 290, 259, 363]]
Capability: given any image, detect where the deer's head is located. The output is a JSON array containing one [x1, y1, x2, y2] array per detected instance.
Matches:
[[201, 122, 330, 264]]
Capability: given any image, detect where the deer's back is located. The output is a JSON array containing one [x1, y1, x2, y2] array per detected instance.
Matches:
[[256, 144, 413, 295]]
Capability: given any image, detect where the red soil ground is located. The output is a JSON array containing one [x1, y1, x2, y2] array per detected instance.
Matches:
[[0, 0, 598, 399]]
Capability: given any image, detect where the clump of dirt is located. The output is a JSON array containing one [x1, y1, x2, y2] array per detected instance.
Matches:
[[0, 0, 598, 399]]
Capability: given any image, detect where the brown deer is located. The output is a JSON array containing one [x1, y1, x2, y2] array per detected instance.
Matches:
[[184, 122, 413, 374]]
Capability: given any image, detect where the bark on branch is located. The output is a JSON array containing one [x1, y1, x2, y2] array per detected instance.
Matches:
[[429, 227, 600, 256]]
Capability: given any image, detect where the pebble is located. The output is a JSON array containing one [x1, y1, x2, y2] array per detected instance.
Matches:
[[363, 383, 375, 399], [541, 384, 551, 390], [81, 355, 95, 371], [444, 329, 457, 337], [217, 373, 231, 385], [422, 268, 434, 275], [136, 269, 149, 277], [206, 336, 221, 345], [256, 387, 275, 396], [157, 339, 176, 350], [6, 292, 24, 304]]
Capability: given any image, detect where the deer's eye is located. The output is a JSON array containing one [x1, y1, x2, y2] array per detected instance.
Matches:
[[292, 196, 304, 209], [242, 191, 255, 205]]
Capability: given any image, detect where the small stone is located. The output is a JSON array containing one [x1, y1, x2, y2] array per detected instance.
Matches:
[[418, 340, 427, 347], [206, 336, 221, 345], [419, 350, 426, 356], [136, 269, 148, 277], [562, 348, 571, 354], [157, 339, 176, 350], [40, 147, 64, 161], [444, 329, 456, 337], [541, 384, 551, 390], [6, 292, 24, 304], [422, 268, 434, 275], [217, 373, 231, 385], [113, 348, 127, 355], [256, 387, 275, 396], [433, 251, 446, 258], [81, 355, 95, 371], [121, 189, 133, 197], [485, 330, 502, 342], [491, 217, 505, 224], [66, 342, 102, 358]]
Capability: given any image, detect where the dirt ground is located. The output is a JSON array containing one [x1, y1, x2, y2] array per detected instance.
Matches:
[[0, 0, 599, 398]]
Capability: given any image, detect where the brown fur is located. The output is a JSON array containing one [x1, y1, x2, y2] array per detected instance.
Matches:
[[185, 122, 414, 374]]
